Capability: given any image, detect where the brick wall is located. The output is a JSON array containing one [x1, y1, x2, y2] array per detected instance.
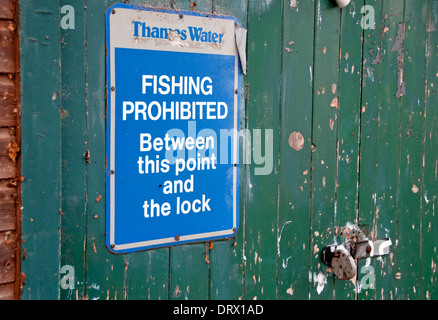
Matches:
[[0, 0, 20, 300]]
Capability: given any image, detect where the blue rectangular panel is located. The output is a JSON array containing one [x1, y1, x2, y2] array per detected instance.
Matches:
[[106, 4, 240, 253]]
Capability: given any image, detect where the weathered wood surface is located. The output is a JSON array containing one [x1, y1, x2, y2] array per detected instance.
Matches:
[[0, 0, 19, 300], [0, 20, 16, 73], [19, 0, 438, 299], [0, 75, 17, 127], [20, 0, 61, 300], [0, 0, 14, 20]]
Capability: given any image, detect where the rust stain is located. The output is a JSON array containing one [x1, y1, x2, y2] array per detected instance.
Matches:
[[84, 150, 90, 163], [60, 107, 69, 119]]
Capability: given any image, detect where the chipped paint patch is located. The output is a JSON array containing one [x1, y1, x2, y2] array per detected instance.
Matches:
[[330, 97, 339, 109], [277, 221, 293, 268], [309, 66, 313, 84], [173, 285, 182, 298], [390, 22, 406, 98], [412, 184, 419, 194], [312, 271, 327, 295], [288, 131, 305, 151]]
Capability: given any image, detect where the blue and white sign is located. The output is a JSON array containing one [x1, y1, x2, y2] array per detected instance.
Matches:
[[106, 3, 241, 253]]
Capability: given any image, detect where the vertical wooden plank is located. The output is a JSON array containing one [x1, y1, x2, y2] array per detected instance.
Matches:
[[208, 0, 247, 300], [167, 0, 213, 301], [139, 0, 169, 7], [169, 245, 209, 300], [0, 283, 15, 299], [276, 0, 314, 300], [335, 0, 364, 300], [371, 0, 402, 300], [1, 0, 22, 300], [244, 0, 282, 300], [356, 0, 382, 300], [395, 0, 428, 300], [421, 0, 438, 300], [357, 0, 381, 301], [0, 0, 14, 20], [309, 0, 341, 300], [358, 0, 402, 300], [0, 181, 17, 232], [85, 0, 125, 300], [213, 0, 247, 18], [125, 249, 170, 300], [0, 231, 16, 285], [19, 0, 62, 299], [59, 0, 87, 300], [171, 0, 212, 13], [123, 0, 171, 301], [209, 236, 244, 300], [0, 20, 16, 73], [0, 75, 17, 127]]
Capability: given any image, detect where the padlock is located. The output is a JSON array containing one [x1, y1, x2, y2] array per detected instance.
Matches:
[[322, 244, 356, 280], [322, 238, 392, 281]]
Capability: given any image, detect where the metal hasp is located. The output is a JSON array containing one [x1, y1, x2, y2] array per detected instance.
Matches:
[[322, 238, 392, 280]]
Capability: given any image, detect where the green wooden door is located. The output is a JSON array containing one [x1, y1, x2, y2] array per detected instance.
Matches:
[[19, 0, 438, 300]]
